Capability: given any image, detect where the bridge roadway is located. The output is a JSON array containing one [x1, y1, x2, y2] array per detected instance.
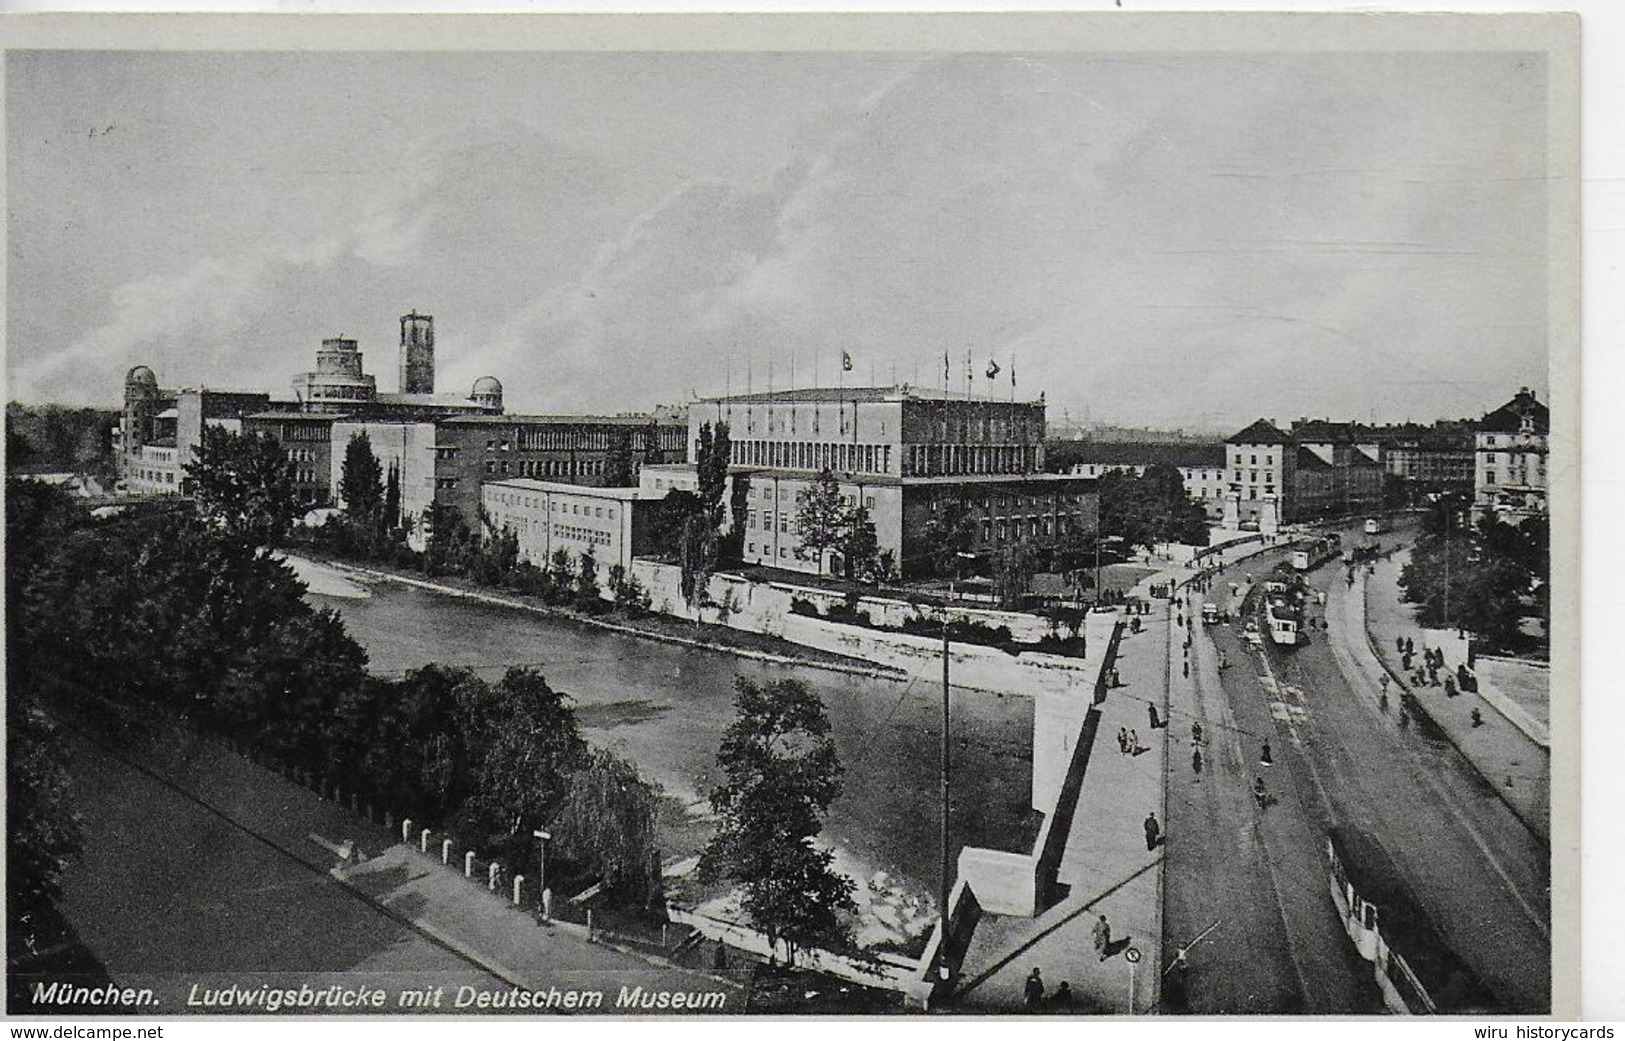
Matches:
[[1162, 527, 1550, 1014]]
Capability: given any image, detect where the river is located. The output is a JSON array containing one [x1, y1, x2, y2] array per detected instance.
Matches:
[[295, 557, 1037, 948]]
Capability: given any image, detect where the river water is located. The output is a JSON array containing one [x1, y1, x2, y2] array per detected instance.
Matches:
[[296, 558, 1036, 947]]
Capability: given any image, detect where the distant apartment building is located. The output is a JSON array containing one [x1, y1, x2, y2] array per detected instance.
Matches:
[[1221, 418, 1382, 529], [686, 386, 1098, 577], [1474, 388, 1549, 521], [1054, 441, 1228, 519]]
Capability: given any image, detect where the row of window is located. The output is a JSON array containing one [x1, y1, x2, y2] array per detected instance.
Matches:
[[287, 447, 319, 463], [488, 491, 620, 521], [728, 439, 893, 476], [484, 458, 610, 478], [927, 491, 1088, 512], [905, 444, 1036, 478]]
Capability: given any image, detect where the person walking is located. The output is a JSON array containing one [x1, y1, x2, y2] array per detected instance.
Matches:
[[1260, 739, 1273, 766], [1093, 915, 1112, 961], [1052, 981, 1073, 1008], [1148, 702, 1161, 730], [1144, 811, 1162, 850], [1191, 720, 1203, 745], [1129, 729, 1141, 754], [1192, 746, 1203, 775], [1024, 967, 1045, 1009], [1118, 727, 1130, 755]]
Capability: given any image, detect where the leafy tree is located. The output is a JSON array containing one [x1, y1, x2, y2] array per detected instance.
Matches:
[[339, 431, 384, 521], [575, 547, 601, 610], [423, 500, 477, 576], [460, 668, 589, 861], [991, 539, 1039, 608], [606, 428, 636, 488], [701, 678, 855, 964], [6, 691, 83, 960], [794, 468, 852, 576], [839, 506, 884, 584], [1096, 464, 1209, 553], [182, 426, 300, 547], [917, 498, 976, 579], [553, 748, 663, 907], [548, 547, 576, 600], [1400, 512, 1548, 651], [674, 420, 732, 612]]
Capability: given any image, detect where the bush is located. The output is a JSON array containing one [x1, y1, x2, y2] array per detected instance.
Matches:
[[789, 597, 820, 618]]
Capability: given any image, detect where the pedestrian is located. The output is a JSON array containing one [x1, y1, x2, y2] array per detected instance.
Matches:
[[1129, 728, 1141, 754], [1148, 703, 1161, 730], [1118, 727, 1129, 755], [1093, 915, 1112, 961], [1052, 981, 1073, 1009], [1444, 676, 1457, 698], [1405, 637, 1414, 656], [1471, 707, 1484, 728], [1396, 635, 1405, 653], [1144, 811, 1161, 851], [1024, 967, 1045, 1009], [1192, 746, 1203, 774], [1260, 740, 1273, 766], [1191, 720, 1204, 745]]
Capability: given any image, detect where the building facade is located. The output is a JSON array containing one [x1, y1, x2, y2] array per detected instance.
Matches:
[[1054, 441, 1229, 519], [482, 479, 659, 579], [118, 366, 272, 495], [242, 412, 340, 506], [430, 415, 689, 534], [329, 419, 439, 550], [1474, 388, 1549, 520], [689, 387, 1097, 577]]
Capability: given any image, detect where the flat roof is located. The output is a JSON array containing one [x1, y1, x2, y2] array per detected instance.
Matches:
[[482, 478, 647, 501], [245, 411, 341, 422], [706, 385, 1043, 406], [442, 413, 681, 427]]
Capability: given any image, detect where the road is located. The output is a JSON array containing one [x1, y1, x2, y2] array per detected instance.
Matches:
[[49, 720, 510, 1012], [1163, 522, 1550, 1014]]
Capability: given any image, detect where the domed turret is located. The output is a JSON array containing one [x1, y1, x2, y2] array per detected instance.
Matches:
[[126, 364, 158, 388], [471, 375, 503, 412]]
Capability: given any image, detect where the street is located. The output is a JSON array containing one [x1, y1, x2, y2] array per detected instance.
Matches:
[[1163, 523, 1550, 1013]]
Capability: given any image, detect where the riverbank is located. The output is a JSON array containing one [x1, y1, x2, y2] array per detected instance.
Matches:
[[282, 550, 905, 683]]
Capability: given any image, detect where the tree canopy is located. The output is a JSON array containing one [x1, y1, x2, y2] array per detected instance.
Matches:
[[701, 677, 855, 962], [183, 426, 301, 547]]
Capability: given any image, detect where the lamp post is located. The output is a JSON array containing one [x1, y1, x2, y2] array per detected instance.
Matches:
[[938, 549, 975, 983], [533, 829, 551, 916]]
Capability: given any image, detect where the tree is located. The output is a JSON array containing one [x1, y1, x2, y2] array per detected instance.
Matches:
[[182, 426, 300, 547], [553, 748, 663, 908], [839, 507, 883, 584], [793, 468, 852, 576], [680, 421, 731, 612], [606, 428, 636, 488], [423, 500, 477, 577], [917, 498, 976, 578], [700, 678, 855, 963], [6, 691, 83, 961], [575, 547, 601, 611], [991, 539, 1039, 608], [339, 431, 384, 522], [383, 460, 402, 534]]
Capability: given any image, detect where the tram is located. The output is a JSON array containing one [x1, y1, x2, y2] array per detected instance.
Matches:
[[1326, 827, 1498, 1014], [1291, 533, 1342, 572]]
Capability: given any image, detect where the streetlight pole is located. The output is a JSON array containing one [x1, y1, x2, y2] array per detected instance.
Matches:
[[533, 829, 551, 917], [938, 550, 973, 983]]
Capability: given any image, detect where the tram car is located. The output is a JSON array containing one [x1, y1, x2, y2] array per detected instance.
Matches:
[[1261, 564, 1310, 646], [1291, 533, 1342, 572], [1326, 827, 1498, 1014]]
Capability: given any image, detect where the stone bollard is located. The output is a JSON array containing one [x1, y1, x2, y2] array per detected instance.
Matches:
[[513, 875, 525, 906], [421, 829, 432, 854], [542, 887, 553, 921], [442, 839, 453, 866], [402, 818, 413, 844], [488, 862, 500, 892], [465, 851, 475, 878]]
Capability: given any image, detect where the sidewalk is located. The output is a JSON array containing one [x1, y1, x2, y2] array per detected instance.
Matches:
[[1356, 552, 1550, 840], [952, 603, 1167, 1014], [334, 846, 748, 1011]]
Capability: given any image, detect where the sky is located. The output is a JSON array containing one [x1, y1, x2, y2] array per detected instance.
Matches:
[[6, 48, 1552, 431]]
